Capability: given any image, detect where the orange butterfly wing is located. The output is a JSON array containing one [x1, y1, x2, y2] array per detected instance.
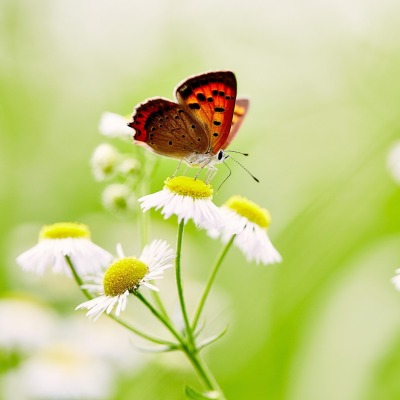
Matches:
[[222, 98, 249, 150], [128, 97, 210, 159], [175, 71, 237, 154]]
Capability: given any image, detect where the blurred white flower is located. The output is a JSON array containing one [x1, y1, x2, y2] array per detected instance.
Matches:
[[117, 157, 141, 178], [16, 223, 113, 276], [0, 296, 57, 353], [90, 143, 119, 181], [98, 112, 132, 139], [392, 269, 400, 290], [2, 343, 113, 400], [64, 316, 145, 371], [138, 176, 223, 230], [76, 240, 175, 320], [210, 196, 282, 265], [101, 183, 136, 212], [387, 141, 400, 183]]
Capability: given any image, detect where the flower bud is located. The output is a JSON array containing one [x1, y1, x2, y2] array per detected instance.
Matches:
[[102, 184, 136, 212], [91, 144, 119, 181]]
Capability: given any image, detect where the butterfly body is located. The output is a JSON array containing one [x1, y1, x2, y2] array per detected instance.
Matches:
[[128, 71, 248, 171]]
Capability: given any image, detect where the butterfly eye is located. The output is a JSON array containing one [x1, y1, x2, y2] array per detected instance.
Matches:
[[217, 150, 224, 161]]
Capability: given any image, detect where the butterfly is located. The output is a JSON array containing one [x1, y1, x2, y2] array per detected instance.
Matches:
[[128, 71, 249, 174]]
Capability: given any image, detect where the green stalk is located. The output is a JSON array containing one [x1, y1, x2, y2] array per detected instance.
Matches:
[[65, 255, 93, 299], [136, 292, 225, 399], [175, 220, 195, 350], [65, 255, 175, 347], [135, 291, 186, 347], [192, 235, 235, 331], [184, 351, 227, 399], [139, 157, 169, 320]]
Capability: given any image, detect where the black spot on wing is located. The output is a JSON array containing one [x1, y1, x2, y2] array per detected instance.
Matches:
[[196, 93, 206, 102], [181, 87, 192, 99], [189, 103, 201, 110]]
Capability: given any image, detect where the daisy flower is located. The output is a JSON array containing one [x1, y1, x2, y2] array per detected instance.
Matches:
[[76, 240, 174, 321], [16, 222, 113, 276], [211, 196, 282, 265], [98, 112, 132, 139], [138, 176, 223, 230]]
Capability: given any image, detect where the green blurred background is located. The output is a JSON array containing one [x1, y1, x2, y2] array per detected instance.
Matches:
[[2, 0, 400, 399]]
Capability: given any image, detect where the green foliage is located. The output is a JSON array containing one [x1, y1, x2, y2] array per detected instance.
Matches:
[[2, 0, 400, 399]]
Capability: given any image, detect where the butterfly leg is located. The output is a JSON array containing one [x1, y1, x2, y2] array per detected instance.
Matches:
[[172, 158, 184, 178], [205, 166, 217, 184], [194, 166, 204, 181], [195, 163, 216, 183]]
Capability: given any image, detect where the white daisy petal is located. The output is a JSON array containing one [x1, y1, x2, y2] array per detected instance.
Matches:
[[208, 197, 282, 266], [116, 243, 125, 259], [140, 240, 175, 270], [16, 224, 113, 277], [141, 282, 160, 292], [138, 176, 223, 230]]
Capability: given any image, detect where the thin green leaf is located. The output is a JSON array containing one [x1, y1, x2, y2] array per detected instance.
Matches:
[[131, 343, 180, 353], [198, 325, 229, 351], [184, 385, 220, 399]]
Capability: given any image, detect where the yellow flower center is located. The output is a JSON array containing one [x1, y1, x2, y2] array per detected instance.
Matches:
[[39, 222, 90, 240], [164, 176, 213, 199], [103, 257, 149, 296], [225, 196, 271, 228]]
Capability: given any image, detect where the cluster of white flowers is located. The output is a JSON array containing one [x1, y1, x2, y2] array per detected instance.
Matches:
[[16, 171, 282, 320], [91, 113, 141, 213], [16, 112, 282, 323], [138, 176, 281, 266]]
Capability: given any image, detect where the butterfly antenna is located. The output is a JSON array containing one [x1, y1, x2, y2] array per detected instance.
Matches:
[[218, 162, 233, 192], [225, 150, 249, 156], [227, 155, 259, 182]]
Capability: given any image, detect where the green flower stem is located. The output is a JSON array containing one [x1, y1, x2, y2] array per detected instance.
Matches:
[[139, 157, 169, 320], [135, 291, 186, 347], [65, 255, 175, 347], [185, 352, 226, 399], [192, 235, 235, 332], [65, 255, 93, 300], [135, 292, 225, 399], [151, 289, 169, 319], [175, 220, 195, 349]]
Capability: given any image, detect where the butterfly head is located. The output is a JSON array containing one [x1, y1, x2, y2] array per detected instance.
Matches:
[[217, 149, 225, 162]]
